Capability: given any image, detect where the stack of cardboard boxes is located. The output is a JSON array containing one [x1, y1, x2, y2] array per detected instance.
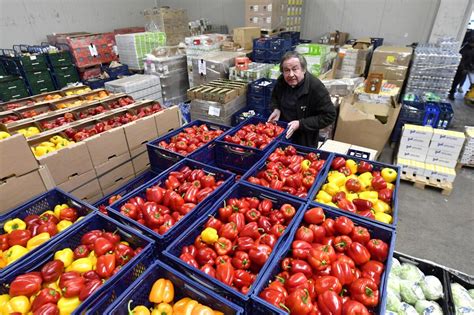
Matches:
[[245, 0, 287, 31], [191, 51, 246, 86], [286, 0, 303, 32], [233, 27, 261, 50], [295, 43, 332, 76], [115, 32, 167, 71], [368, 46, 413, 88], [333, 40, 372, 79], [397, 124, 465, 183], [459, 126, 474, 166], [143, 7, 190, 45], [105, 75, 163, 102], [0, 134, 53, 213]]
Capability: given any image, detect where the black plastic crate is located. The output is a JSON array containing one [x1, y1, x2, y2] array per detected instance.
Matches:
[[445, 269, 474, 314]]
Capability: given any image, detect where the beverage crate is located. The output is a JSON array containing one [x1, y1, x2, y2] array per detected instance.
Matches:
[[0, 188, 96, 278], [214, 117, 287, 173], [107, 159, 235, 251], [280, 31, 301, 45], [0, 212, 155, 314], [423, 103, 440, 127], [101, 64, 130, 79], [147, 120, 231, 173], [105, 261, 244, 314], [253, 49, 268, 61], [253, 37, 272, 50], [251, 203, 396, 315], [241, 141, 334, 201], [93, 169, 162, 211], [269, 38, 292, 52], [163, 182, 306, 309], [394, 252, 451, 314], [436, 102, 454, 129], [310, 153, 401, 229]]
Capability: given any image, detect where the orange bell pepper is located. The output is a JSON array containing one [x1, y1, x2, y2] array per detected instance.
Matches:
[[149, 278, 174, 304]]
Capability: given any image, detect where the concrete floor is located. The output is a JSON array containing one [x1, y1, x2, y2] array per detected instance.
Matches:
[[379, 84, 474, 276]]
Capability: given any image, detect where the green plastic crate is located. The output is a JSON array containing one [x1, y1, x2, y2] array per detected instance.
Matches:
[[29, 80, 55, 95], [18, 54, 49, 71], [48, 51, 73, 67]]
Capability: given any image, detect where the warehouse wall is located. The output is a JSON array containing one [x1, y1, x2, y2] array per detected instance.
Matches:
[[0, 0, 154, 47], [301, 0, 440, 45]]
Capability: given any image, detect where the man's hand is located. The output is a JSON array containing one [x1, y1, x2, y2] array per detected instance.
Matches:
[[268, 109, 281, 122], [286, 120, 300, 139]]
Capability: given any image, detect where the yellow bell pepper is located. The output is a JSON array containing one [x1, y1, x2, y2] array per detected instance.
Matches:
[[358, 191, 378, 204], [54, 248, 74, 268], [54, 204, 69, 218], [322, 182, 339, 196], [173, 298, 199, 315], [120, 241, 130, 246], [4, 218, 26, 233], [76, 216, 85, 222], [346, 193, 358, 202], [373, 200, 391, 214], [345, 159, 358, 174], [42, 210, 56, 218], [0, 294, 10, 310], [66, 257, 93, 273], [200, 227, 218, 245], [57, 296, 81, 315], [88, 251, 97, 270], [325, 202, 338, 208], [133, 306, 151, 315], [26, 232, 51, 250], [44, 280, 61, 292], [301, 159, 311, 171], [149, 278, 174, 304], [358, 178, 372, 191], [381, 168, 397, 183], [327, 172, 346, 187], [386, 182, 395, 191], [214, 312, 224, 315], [191, 304, 214, 315], [375, 212, 393, 224], [1, 300, 15, 315], [358, 172, 373, 182], [315, 190, 332, 203], [5, 245, 28, 265], [0, 254, 6, 268], [57, 220, 73, 232], [7, 295, 30, 314], [154, 303, 173, 315]]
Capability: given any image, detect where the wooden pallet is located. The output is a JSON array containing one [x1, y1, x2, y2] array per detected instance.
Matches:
[[400, 173, 453, 196], [456, 162, 474, 170], [261, 28, 286, 36]]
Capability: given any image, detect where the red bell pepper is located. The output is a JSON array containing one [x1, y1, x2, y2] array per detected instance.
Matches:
[[322, 218, 337, 236], [350, 226, 371, 245], [371, 176, 387, 191], [339, 166, 352, 176], [33, 303, 60, 315], [378, 188, 393, 204], [258, 199, 273, 215], [260, 286, 287, 310], [94, 237, 114, 256], [59, 208, 78, 222], [9, 272, 43, 297], [257, 216, 272, 233], [361, 260, 384, 286], [214, 237, 233, 256], [31, 288, 60, 312], [231, 251, 251, 270], [240, 222, 262, 240], [259, 233, 277, 249], [352, 199, 373, 212], [350, 278, 379, 307], [200, 264, 216, 278], [180, 253, 199, 268], [337, 199, 357, 213], [79, 279, 103, 301], [347, 242, 371, 266], [6, 229, 31, 247], [196, 247, 217, 266], [96, 253, 116, 279], [249, 244, 272, 266], [314, 275, 342, 295], [234, 269, 255, 289], [270, 223, 286, 238], [216, 262, 234, 286], [73, 245, 90, 259], [196, 187, 213, 203], [219, 222, 239, 241], [331, 157, 346, 170], [41, 260, 64, 283], [120, 203, 139, 220], [229, 212, 246, 232], [345, 178, 362, 193], [317, 290, 342, 315], [307, 248, 331, 271], [366, 239, 389, 262], [286, 288, 314, 315], [331, 260, 355, 285], [342, 300, 370, 315], [37, 221, 58, 237], [59, 272, 85, 298], [334, 235, 353, 252], [358, 161, 373, 173], [114, 243, 135, 265], [145, 186, 163, 204], [334, 216, 355, 235], [291, 240, 312, 259], [290, 259, 313, 278], [165, 175, 180, 190], [244, 208, 261, 222], [304, 207, 326, 224]]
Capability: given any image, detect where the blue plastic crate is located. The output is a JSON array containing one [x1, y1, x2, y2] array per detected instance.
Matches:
[[247, 94, 267, 111], [147, 119, 232, 173], [253, 49, 268, 61], [241, 141, 334, 201], [83, 78, 112, 90], [251, 202, 396, 315], [269, 38, 292, 52], [371, 37, 384, 49], [399, 102, 426, 122], [102, 64, 130, 79], [163, 182, 306, 309], [0, 212, 155, 314], [0, 188, 96, 278], [437, 102, 454, 129], [105, 261, 244, 314], [107, 159, 235, 251], [310, 153, 401, 229], [214, 117, 288, 173], [423, 103, 440, 127], [248, 78, 273, 96], [93, 170, 162, 211], [280, 31, 301, 45], [253, 37, 271, 50], [267, 50, 285, 63]]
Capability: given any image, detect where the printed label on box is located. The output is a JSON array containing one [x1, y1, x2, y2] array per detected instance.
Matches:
[[252, 5, 259, 12], [30, 55, 37, 60], [266, 17, 272, 23], [208, 106, 221, 116], [267, 4, 273, 11], [198, 60, 206, 75], [88, 44, 98, 57]]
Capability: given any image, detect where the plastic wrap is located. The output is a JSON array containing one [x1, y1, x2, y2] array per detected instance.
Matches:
[[115, 32, 167, 70]]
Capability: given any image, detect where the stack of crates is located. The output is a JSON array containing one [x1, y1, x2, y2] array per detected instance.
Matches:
[[247, 78, 276, 116], [390, 93, 426, 142], [44, 44, 80, 89], [0, 75, 29, 102], [252, 37, 292, 63], [0, 45, 56, 96], [279, 31, 301, 50]]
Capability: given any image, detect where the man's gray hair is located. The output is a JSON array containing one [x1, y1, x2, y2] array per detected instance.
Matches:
[[279, 51, 307, 73]]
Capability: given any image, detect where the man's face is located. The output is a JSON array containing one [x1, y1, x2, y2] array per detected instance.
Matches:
[[282, 57, 305, 87]]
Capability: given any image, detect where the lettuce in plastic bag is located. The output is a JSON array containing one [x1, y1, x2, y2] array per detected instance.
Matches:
[[389, 274, 402, 297], [400, 302, 419, 315], [399, 263, 425, 281], [392, 257, 402, 277], [414, 300, 443, 315], [386, 312, 399, 315], [420, 275, 444, 300], [469, 289, 474, 300], [400, 280, 425, 304], [387, 290, 403, 312], [451, 282, 474, 310], [455, 306, 474, 315]]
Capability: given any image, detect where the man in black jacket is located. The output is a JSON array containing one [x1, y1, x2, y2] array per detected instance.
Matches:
[[268, 51, 336, 147]]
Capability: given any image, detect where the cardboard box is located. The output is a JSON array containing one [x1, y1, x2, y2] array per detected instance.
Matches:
[[0, 134, 39, 179], [429, 141, 463, 154], [400, 135, 431, 148], [423, 163, 456, 183], [424, 155, 457, 169], [36, 142, 94, 185], [245, 0, 287, 30], [430, 129, 466, 147], [94, 152, 134, 194], [399, 143, 429, 157], [233, 27, 261, 50], [155, 106, 181, 136], [0, 167, 53, 214], [427, 147, 461, 161], [122, 114, 159, 152], [329, 32, 349, 46], [334, 95, 401, 154], [402, 124, 433, 141], [397, 150, 427, 163], [192, 51, 246, 86], [57, 169, 102, 203], [130, 146, 150, 175], [369, 65, 408, 81], [370, 46, 413, 67], [397, 158, 425, 177], [84, 127, 129, 167]]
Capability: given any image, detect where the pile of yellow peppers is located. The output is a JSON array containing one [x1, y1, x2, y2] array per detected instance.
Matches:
[[129, 278, 225, 315]]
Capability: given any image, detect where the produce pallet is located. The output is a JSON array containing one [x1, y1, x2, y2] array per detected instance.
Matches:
[[455, 162, 474, 170], [400, 173, 453, 196]]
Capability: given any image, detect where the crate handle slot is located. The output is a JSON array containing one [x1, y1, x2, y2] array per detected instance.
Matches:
[[183, 283, 208, 301], [153, 149, 181, 162], [223, 145, 254, 156], [107, 154, 117, 160]]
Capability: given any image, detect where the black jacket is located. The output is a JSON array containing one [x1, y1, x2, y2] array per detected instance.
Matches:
[[271, 72, 336, 147]]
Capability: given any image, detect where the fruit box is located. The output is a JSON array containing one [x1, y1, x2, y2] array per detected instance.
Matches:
[[394, 252, 451, 314], [105, 260, 244, 315], [0, 212, 155, 315], [163, 182, 306, 309], [0, 97, 36, 113], [251, 202, 396, 315], [107, 159, 235, 251], [311, 153, 401, 229], [213, 117, 288, 173], [0, 133, 38, 179], [147, 119, 232, 173], [12, 103, 56, 121], [0, 188, 96, 279], [241, 141, 334, 201]]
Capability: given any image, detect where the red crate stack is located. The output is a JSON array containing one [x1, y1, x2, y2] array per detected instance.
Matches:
[[66, 32, 118, 68]]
